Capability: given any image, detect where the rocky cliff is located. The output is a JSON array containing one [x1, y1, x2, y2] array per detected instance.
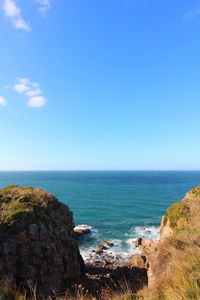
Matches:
[[0, 185, 84, 295], [145, 186, 200, 299]]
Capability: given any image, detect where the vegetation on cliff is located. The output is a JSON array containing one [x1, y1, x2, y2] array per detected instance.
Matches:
[[0, 185, 83, 297], [0, 185, 69, 229], [0, 185, 199, 299], [140, 186, 200, 300]]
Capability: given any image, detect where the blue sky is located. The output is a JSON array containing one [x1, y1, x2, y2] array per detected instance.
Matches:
[[0, 0, 200, 170]]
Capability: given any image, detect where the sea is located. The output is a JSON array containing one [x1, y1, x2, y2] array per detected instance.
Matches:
[[0, 171, 200, 261]]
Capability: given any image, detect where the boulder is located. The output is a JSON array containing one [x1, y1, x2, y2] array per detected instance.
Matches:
[[73, 225, 91, 238], [98, 240, 114, 249], [0, 185, 84, 295]]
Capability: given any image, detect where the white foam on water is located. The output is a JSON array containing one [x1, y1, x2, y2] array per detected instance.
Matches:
[[77, 224, 101, 261], [79, 225, 160, 264], [126, 238, 141, 252], [75, 224, 100, 240], [133, 226, 160, 240], [74, 224, 93, 230], [80, 246, 96, 261], [80, 237, 140, 265]]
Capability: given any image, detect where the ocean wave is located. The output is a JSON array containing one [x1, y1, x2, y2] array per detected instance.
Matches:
[[79, 224, 160, 264], [80, 237, 140, 264], [74, 224, 93, 231], [76, 224, 100, 246], [133, 226, 160, 240], [80, 246, 96, 261]]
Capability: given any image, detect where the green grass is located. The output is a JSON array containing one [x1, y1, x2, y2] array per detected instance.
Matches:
[[191, 186, 200, 196], [0, 185, 57, 227], [167, 202, 190, 228]]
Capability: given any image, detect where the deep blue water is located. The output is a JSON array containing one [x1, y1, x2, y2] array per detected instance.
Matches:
[[0, 171, 200, 256]]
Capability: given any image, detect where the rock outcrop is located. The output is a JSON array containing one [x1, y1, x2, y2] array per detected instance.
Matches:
[[73, 225, 92, 238], [128, 254, 147, 268], [129, 238, 159, 270], [148, 186, 200, 289], [0, 185, 84, 295]]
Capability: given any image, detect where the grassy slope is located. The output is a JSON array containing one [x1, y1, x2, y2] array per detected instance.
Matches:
[[139, 186, 200, 300]]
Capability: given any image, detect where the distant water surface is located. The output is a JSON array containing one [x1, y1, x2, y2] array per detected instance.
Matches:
[[0, 171, 199, 257]]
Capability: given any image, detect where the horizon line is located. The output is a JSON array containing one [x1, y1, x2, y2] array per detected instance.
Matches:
[[1, 169, 200, 172]]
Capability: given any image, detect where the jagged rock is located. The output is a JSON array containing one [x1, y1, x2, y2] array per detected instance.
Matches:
[[0, 185, 84, 295], [96, 247, 104, 254], [97, 240, 114, 252], [73, 225, 91, 238], [132, 237, 143, 247], [160, 215, 173, 240], [128, 254, 147, 268], [139, 239, 159, 255]]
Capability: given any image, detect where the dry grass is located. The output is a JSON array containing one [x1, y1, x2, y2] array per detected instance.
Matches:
[[139, 227, 200, 300], [0, 282, 137, 300], [0, 230, 199, 300], [0, 186, 200, 300]]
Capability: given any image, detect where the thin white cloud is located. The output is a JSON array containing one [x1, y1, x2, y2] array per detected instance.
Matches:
[[0, 96, 7, 106], [13, 78, 30, 93], [183, 7, 200, 21], [26, 88, 42, 97], [28, 96, 47, 107], [35, 0, 51, 15], [2, 0, 31, 31], [14, 18, 30, 30], [12, 77, 47, 108]]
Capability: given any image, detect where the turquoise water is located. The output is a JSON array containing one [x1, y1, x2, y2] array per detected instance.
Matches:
[[0, 171, 200, 257]]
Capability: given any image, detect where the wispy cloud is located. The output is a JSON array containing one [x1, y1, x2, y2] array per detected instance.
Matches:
[[13, 78, 47, 108], [26, 88, 42, 97], [34, 0, 51, 15], [2, 0, 52, 31], [27, 96, 47, 107], [0, 96, 7, 106], [183, 7, 200, 21], [2, 0, 31, 31], [13, 78, 31, 93]]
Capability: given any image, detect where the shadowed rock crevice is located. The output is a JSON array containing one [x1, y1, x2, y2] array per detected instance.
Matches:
[[84, 265, 148, 297]]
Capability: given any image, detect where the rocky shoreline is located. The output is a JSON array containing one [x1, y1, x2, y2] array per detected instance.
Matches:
[[0, 186, 149, 298], [72, 224, 159, 297], [0, 185, 199, 299], [74, 224, 159, 270]]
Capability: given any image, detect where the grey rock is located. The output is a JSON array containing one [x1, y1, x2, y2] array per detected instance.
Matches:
[[29, 224, 39, 240], [0, 186, 84, 296]]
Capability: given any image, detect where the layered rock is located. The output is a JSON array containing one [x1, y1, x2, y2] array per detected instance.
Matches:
[[0, 185, 84, 295]]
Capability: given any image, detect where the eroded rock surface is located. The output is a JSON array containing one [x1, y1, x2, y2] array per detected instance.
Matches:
[[0, 185, 84, 295]]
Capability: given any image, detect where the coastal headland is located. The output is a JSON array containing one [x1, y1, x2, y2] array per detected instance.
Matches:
[[0, 185, 199, 299]]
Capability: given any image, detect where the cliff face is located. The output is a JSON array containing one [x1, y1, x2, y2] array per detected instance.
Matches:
[[159, 187, 199, 239], [147, 186, 200, 296], [0, 185, 84, 295]]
